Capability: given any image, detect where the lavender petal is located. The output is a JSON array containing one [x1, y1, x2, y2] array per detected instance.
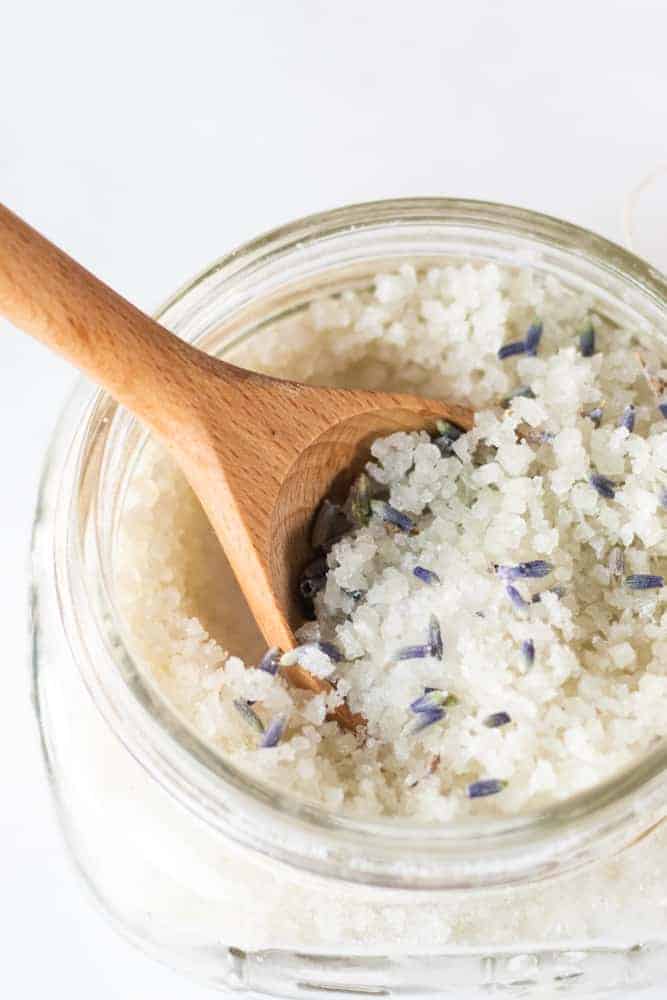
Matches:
[[497, 560, 553, 580], [411, 706, 445, 732], [498, 340, 526, 361], [468, 778, 507, 799], [524, 321, 543, 356], [624, 574, 665, 590], [506, 584, 529, 610], [372, 500, 415, 533], [484, 711, 512, 728], [257, 647, 281, 675], [414, 565, 441, 585], [584, 406, 604, 428], [260, 715, 286, 748], [590, 473, 616, 500], [660, 402, 667, 420], [521, 638, 535, 667], [395, 643, 432, 661], [620, 405, 636, 433]]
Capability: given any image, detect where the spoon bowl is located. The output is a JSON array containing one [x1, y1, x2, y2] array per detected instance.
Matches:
[[0, 204, 473, 719]]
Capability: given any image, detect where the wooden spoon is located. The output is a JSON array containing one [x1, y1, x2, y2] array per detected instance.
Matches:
[[0, 204, 473, 726]]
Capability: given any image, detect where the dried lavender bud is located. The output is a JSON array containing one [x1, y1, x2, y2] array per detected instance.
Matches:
[[620, 405, 636, 433], [348, 472, 372, 527], [579, 321, 596, 357], [299, 555, 328, 601], [395, 644, 433, 661], [584, 406, 604, 428], [371, 500, 415, 533], [624, 574, 665, 590], [260, 715, 286, 748], [484, 711, 511, 728], [589, 473, 616, 499], [316, 640, 344, 662], [233, 699, 265, 734], [660, 403, 667, 420], [311, 499, 351, 551], [501, 385, 536, 409], [660, 488, 667, 510], [524, 321, 543, 356], [410, 689, 450, 714], [608, 547, 625, 579], [257, 647, 281, 675], [413, 566, 441, 585], [468, 778, 507, 799], [429, 615, 444, 659], [506, 584, 529, 610], [521, 638, 535, 667], [411, 706, 446, 732], [498, 340, 526, 360], [497, 560, 553, 580]]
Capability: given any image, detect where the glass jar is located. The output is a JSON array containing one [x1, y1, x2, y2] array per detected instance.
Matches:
[[31, 199, 667, 997]]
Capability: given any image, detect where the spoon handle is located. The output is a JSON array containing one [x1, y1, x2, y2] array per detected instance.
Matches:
[[0, 203, 250, 439]]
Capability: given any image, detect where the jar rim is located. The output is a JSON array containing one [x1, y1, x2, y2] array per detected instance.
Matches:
[[53, 197, 667, 890]]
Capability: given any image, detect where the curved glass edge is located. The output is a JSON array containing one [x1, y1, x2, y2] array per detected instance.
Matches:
[[45, 199, 667, 891]]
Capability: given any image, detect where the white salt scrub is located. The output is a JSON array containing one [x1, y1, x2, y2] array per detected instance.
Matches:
[[117, 261, 667, 821]]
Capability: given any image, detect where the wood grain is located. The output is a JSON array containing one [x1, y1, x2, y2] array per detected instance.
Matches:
[[0, 204, 474, 728]]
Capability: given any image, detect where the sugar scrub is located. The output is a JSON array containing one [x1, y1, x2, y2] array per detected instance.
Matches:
[[117, 261, 667, 820]]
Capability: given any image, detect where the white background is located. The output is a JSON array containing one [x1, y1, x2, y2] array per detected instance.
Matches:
[[2, 1, 667, 996]]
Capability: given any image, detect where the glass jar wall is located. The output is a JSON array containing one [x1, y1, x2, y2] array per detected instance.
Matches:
[[31, 200, 667, 996]]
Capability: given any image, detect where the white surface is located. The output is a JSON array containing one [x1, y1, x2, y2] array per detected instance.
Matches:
[[2, 1, 667, 996]]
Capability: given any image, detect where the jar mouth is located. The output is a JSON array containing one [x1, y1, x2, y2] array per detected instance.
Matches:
[[56, 197, 667, 890]]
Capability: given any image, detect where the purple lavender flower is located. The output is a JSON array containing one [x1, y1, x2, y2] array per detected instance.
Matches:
[[414, 566, 441, 585], [585, 407, 604, 428], [579, 322, 596, 357], [497, 560, 553, 581], [468, 778, 507, 799], [484, 711, 512, 728], [412, 706, 446, 732], [620, 405, 636, 433], [660, 403, 667, 420], [372, 500, 415, 533], [660, 488, 667, 510], [498, 340, 526, 361], [521, 638, 535, 667], [524, 321, 543, 356], [257, 647, 281, 675], [395, 644, 432, 661], [316, 640, 344, 662], [624, 574, 664, 590], [260, 716, 286, 748], [410, 689, 453, 714], [589, 473, 616, 500], [506, 584, 529, 610]]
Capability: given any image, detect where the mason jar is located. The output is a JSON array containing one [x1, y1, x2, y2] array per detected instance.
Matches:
[[31, 199, 667, 997]]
